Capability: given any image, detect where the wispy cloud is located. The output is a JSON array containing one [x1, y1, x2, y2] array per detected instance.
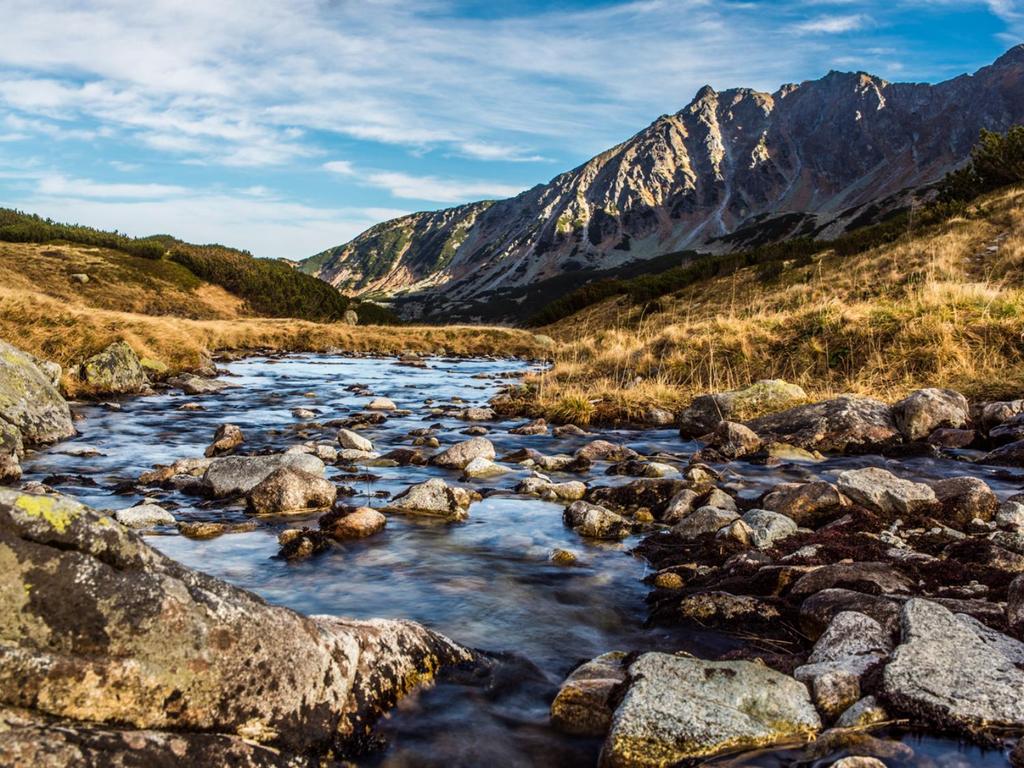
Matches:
[[795, 13, 873, 33], [324, 160, 524, 202]]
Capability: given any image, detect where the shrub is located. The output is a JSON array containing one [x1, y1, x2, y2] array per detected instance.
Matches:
[[941, 126, 1024, 201]]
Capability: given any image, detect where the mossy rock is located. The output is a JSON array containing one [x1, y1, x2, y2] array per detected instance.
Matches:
[[79, 341, 150, 395], [0, 340, 74, 446]]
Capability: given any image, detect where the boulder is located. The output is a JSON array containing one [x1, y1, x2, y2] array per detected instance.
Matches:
[[930, 476, 998, 526], [462, 457, 508, 479], [800, 589, 902, 639], [746, 396, 900, 454], [882, 599, 1024, 732], [457, 407, 495, 421], [678, 592, 780, 625], [989, 413, 1024, 444], [678, 380, 807, 437], [0, 423, 21, 484], [0, 489, 475, 760], [574, 440, 638, 463], [741, 509, 797, 549], [291, 407, 316, 419], [836, 467, 938, 517], [563, 501, 631, 540], [601, 653, 820, 767], [366, 397, 396, 411], [516, 477, 587, 501], [246, 467, 337, 515], [892, 388, 969, 442], [510, 418, 548, 435], [431, 437, 495, 470], [927, 427, 976, 448], [204, 423, 244, 457], [761, 481, 845, 527], [337, 428, 373, 452], [645, 407, 675, 426], [708, 420, 762, 459], [672, 506, 738, 540], [113, 504, 175, 528], [835, 696, 889, 730], [203, 453, 325, 498], [389, 478, 472, 521], [321, 507, 386, 540], [553, 424, 588, 437], [1009, 574, 1024, 634], [981, 439, 1024, 467], [0, 340, 75, 446], [550, 652, 627, 736], [169, 374, 233, 395], [79, 341, 149, 394], [342, 309, 359, 325], [979, 399, 1024, 434], [178, 521, 258, 539], [585, 479, 687, 518], [790, 562, 914, 599]]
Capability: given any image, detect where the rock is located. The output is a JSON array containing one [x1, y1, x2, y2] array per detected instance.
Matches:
[[79, 341, 149, 395], [0, 423, 21, 484], [793, 612, 892, 719], [790, 562, 914, 599], [653, 572, 684, 589], [882, 599, 1024, 732], [0, 489, 475, 758], [800, 589, 902, 639], [679, 380, 807, 437], [462, 457, 507, 479], [177, 521, 258, 539], [991, 413, 1024, 444], [836, 467, 938, 517], [70, 272, 89, 284], [0, 340, 75, 446], [461, 425, 488, 436], [551, 652, 627, 736], [601, 653, 821, 767], [203, 453, 325, 498], [998, 500, 1024, 530], [678, 592, 780, 624], [981, 439, 1024, 467], [741, 509, 797, 549], [645, 407, 675, 426], [761, 481, 845, 527], [830, 758, 888, 768], [553, 424, 588, 437], [672, 506, 738, 539], [662, 489, 702, 523], [337, 428, 373, 452], [927, 427, 976, 448], [382, 448, 428, 466], [338, 448, 378, 463], [169, 373, 232, 395], [930, 476, 998, 526], [955, 613, 1024, 666], [585, 479, 688, 519], [291, 407, 316, 419], [431, 437, 495, 470], [1009, 574, 1024, 634], [574, 440, 638, 463], [246, 467, 337, 515], [113, 503, 175, 528], [366, 397, 396, 411], [321, 507, 386, 539], [457, 407, 495, 421], [204, 423, 244, 457], [708, 420, 762, 459], [892, 388, 969, 442], [835, 696, 889, 729], [516, 477, 587, 501], [563, 500, 631, 540], [550, 548, 578, 566], [510, 418, 548, 435], [389, 478, 472, 521], [747, 396, 900, 454], [342, 309, 359, 325]]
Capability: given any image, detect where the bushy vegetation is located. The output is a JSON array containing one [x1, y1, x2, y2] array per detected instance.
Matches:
[[941, 126, 1024, 201], [0, 209, 167, 260]]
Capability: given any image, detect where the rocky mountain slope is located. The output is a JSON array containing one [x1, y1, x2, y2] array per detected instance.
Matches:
[[303, 45, 1024, 321]]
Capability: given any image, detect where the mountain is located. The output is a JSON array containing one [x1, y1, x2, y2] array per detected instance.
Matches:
[[302, 45, 1024, 322]]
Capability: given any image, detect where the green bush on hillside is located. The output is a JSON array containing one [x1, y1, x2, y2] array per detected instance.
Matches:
[[941, 126, 1024, 201], [0, 209, 167, 259]]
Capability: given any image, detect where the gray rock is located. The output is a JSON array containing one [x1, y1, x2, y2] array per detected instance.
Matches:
[[203, 453, 326, 497], [790, 562, 915, 599], [892, 388, 969, 442], [79, 341, 149, 395], [836, 467, 938, 517], [550, 651, 627, 736], [337, 428, 373, 452], [601, 653, 821, 766], [979, 399, 1024, 434], [457, 407, 495, 421], [741, 509, 798, 549], [762, 481, 845, 527], [563, 500, 631, 540], [431, 437, 495, 469], [170, 374, 233, 395], [342, 309, 359, 325], [882, 598, 1024, 732], [205, 423, 244, 457], [1010, 575, 1024, 634], [954, 613, 1024, 666], [510, 418, 547, 435], [800, 589, 902, 639], [981, 439, 1024, 467], [0, 340, 75, 446], [931, 476, 998, 526], [516, 477, 586, 501], [997, 500, 1024, 530], [834, 696, 889, 729], [662, 489, 701, 523], [708, 420, 762, 459], [113, 503, 176, 528], [671, 506, 738, 540], [366, 397, 396, 411], [0, 423, 21, 484], [747, 396, 900, 454], [0, 489, 475, 759], [462, 457, 507, 479], [246, 467, 337, 515], [389, 478, 472, 521], [645, 407, 675, 426], [679, 380, 807, 437], [574, 440, 638, 462]]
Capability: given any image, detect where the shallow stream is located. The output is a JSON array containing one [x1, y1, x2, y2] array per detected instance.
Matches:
[[21, 354, 1021, 766]]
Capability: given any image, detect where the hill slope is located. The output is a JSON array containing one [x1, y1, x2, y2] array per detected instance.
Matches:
[[303, 46, 1024, 322]]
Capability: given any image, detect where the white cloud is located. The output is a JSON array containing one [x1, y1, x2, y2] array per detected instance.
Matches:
[[360, 171, 525, 203], [323, 160, 357, 176], [794, 13, 872, 33]]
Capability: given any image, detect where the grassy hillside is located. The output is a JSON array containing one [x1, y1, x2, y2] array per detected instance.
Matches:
[[498, 184, 1024, 424]]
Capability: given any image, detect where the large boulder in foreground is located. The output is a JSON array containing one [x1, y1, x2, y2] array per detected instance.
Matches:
[[882, 599, 1024, 733], [79, 341, 150, 395], [600, 653, 820, 767], [679, 380, 806, 437], [0, 339, 74, 447], [202, 453, 325, 497], [746, 395, 900, 454], [0, 489, 474, 761], [892, 388, 969, 442]]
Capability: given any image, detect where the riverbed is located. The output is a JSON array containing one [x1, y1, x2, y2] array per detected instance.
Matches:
[[21, 354, 1018, 766]]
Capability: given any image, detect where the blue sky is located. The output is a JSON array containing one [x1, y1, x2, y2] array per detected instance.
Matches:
[[0, 0, 1021, 260]]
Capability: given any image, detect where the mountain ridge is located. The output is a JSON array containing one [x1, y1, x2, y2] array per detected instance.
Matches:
[[302, 45, 1024, 321]]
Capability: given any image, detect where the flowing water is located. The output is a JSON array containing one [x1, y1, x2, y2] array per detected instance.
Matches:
[[20, 354, 1020, 767]]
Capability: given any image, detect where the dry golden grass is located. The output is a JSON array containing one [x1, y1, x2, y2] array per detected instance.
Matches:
[[511, 187, 1024, 424]]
